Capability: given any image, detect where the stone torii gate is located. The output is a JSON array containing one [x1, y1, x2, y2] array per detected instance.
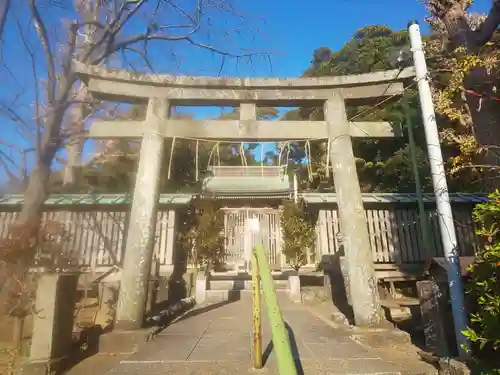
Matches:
[[74, 62, 415, 329]]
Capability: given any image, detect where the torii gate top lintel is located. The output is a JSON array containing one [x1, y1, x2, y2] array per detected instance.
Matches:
[[73, 61, 415, 106], [73, 61, 415, 88], [74, 61, 415, 141]]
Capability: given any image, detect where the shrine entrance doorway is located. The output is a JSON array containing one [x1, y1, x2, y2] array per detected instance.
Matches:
[[223, 208, 282, 272]]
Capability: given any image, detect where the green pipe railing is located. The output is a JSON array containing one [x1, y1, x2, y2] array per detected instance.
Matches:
[[404, 105, 433, 258], [252, 243, 298, 375]]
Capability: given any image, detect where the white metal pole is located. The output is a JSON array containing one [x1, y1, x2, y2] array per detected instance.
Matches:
[[408, 20, 469, 356]]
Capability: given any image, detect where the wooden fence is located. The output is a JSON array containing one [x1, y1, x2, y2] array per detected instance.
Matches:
[[0, 202, 479, 271], [0, 208, 176, 270], [315, 205, 479, 264]]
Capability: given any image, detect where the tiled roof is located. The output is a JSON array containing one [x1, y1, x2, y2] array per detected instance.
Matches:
[[202, 175, 291, 196], [0, 192, 487, 206], [301, 192, 488, 204], [0, 193, 192, 206]]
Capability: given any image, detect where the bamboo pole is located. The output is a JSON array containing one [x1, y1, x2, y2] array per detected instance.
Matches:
[[254, 243, 297, 375], [251, 251, 263, 369]]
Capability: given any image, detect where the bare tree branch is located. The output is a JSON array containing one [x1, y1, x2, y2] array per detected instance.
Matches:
[[81, 0, 147, 64], [471, 0, 500, 47], [0, 0, 11, 44], [29, 0, 57, 105], [97, 32, 264, 66], [14, 14, 43, 155], [426, 0, 500, 50], [425, 0, 500, 189], [0, 0, 268, 222]]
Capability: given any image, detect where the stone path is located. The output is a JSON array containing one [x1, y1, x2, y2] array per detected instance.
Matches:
[[100, 293, 436, 375]]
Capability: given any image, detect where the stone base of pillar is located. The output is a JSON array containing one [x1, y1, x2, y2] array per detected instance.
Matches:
[[417, 280, 451, 357], [287, 274, 302, 303], [27, 273, 79, 370], [94, 282, 119, 330], [183, 272, 196, 298], [195, 274, 208, 305]]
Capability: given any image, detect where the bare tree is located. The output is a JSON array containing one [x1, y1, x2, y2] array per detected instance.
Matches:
[[0, 0, 266, 227]]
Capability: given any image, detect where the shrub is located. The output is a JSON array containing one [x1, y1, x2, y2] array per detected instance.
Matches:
[[179, 196, 225, 274], [462, 190, 500, 363], [280, 199, 316, 271]]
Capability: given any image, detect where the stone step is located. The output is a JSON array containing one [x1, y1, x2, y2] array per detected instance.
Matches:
[[380, 297, 420, 308], [380, 298, 421, 321], [204, 288, 288, 304], [209, 279, 288, 291], [75, 297, 100, 308], [209, 271, 291, 281]]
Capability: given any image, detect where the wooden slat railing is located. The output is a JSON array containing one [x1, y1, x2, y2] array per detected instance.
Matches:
[[315, 206, 479, 264]]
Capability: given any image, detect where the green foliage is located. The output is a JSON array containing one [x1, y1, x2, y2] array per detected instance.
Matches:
[[280, 199, 316, 271], [369, 143, 431, 193], [179, 197, 225, 272], [303, 25, 408, 78], [293, 25, 486, 193], [293, 26, 434, 193], [311, 46, 333, 70], [462, 190, 500, 361], [218, 107, 279, 121]]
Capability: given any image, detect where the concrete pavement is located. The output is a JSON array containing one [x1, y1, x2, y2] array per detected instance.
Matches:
[[98, 292, 436, 375]]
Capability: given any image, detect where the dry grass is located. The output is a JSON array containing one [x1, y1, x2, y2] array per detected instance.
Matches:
[[0, 343, 18, 375]]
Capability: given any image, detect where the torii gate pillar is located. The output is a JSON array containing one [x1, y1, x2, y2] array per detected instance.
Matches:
[[114, 98, 169, 329], [325, 94, 381, 326]]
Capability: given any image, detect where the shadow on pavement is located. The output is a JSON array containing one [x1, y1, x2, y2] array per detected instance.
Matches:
[[262, 321, 304, 375], [147, 291, 242, 340], [175, 292, 241, 323]]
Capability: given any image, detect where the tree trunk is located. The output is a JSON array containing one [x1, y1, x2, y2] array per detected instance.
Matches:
[[1, 111, 61, 320], [20, 164, 52, 224], [428, 2, 500, 189], [19, 110, 63, 225], [464, 67, 500, 190]]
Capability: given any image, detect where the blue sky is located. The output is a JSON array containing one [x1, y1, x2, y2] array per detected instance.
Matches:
[[0, 0, 493, 183]]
